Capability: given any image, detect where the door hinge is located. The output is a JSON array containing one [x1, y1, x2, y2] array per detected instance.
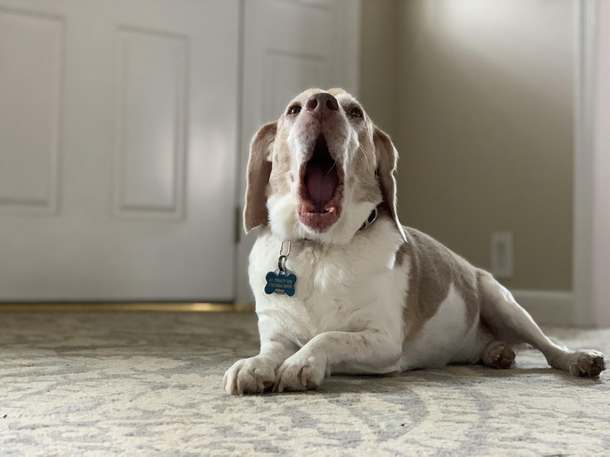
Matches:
[[235, 206, 241, 244]]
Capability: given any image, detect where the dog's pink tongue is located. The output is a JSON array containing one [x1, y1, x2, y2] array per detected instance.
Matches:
[[306, 163, 338, 213]]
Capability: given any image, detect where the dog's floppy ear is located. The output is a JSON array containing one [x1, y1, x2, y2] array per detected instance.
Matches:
[[244, 121, 277, 233], [374, 126, 407, 242]]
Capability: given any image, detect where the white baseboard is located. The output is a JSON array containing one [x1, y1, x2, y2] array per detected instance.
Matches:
[[510, 290, 573, 327]]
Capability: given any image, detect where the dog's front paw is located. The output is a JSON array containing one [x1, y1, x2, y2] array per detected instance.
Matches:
[[568, 350, 605, 377], [274, 353, 326, 393], [223, 357, 276, 395]]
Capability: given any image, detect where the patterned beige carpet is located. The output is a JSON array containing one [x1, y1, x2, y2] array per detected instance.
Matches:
[[0, 312, 609, 456]]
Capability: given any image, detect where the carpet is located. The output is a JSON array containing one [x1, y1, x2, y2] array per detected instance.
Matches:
[[0, 312, 609, 456]]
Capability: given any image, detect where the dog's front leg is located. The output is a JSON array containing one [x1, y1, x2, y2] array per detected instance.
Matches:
[[275, 330, 401, 392], [224, 337, 297, 395]]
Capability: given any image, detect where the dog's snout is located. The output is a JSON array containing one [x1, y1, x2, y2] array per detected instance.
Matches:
[[306, 93, 339, 117]]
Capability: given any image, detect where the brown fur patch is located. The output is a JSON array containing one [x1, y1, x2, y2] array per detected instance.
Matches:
[[373, 127, 406, 242], [395, 241, 409, 268], [351, 133, 382, 204], [268, 125, 292, 196], [400, 228, 480, 342], [244, 121, 277, 232]]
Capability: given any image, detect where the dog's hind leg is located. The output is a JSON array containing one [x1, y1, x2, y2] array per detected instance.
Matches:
[[477, 270, 605, 377]]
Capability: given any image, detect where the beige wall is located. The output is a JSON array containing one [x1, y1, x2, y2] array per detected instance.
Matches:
[[358, 0, 400, 135], [360, 0, 574, 291]]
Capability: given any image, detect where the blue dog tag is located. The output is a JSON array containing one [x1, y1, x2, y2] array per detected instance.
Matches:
[[265, 270, 297, 297]]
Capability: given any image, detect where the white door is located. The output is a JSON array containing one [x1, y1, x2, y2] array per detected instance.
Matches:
[[0, 0, 239, 301], [236, 0, 361, 303]]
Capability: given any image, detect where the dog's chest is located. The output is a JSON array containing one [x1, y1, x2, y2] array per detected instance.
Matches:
[[252, 241, 357, 331], [250, 226, 406, 341], [290, 247, 357, 325]]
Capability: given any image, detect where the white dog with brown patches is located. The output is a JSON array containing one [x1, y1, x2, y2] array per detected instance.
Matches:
[[224, 88, 605, 395]]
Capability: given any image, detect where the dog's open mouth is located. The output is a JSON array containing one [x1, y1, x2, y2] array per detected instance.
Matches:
[[297, 134, 344, 232]]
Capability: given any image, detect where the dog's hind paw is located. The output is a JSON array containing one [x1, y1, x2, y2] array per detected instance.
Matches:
[[568, 350, 605, 378], [481, 341, 515, 369]]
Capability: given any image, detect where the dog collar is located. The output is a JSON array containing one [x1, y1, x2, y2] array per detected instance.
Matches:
[[359, 207, 379, 232]]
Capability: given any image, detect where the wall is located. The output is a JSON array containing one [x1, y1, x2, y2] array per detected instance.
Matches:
[[358, 0, 399, 136], [360, 0, 575, 291]]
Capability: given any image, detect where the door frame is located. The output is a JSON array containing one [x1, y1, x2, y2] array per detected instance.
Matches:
[[572, 0, 610, 327]]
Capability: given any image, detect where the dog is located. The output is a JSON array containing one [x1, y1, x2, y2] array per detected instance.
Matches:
[[223, 88, 606, 395]]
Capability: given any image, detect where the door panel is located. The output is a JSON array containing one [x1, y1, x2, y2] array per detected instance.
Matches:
[[0, 0, 239, 301], [0, 8, 61, 212], [116, 28, 187, 215]]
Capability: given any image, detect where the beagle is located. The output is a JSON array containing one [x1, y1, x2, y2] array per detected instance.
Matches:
[[224, 88, 605, 394]]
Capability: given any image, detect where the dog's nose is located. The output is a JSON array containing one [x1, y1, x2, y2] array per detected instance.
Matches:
[[306, 93, 339, 117]]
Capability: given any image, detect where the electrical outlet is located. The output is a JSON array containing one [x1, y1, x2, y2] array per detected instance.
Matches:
[[491, 232, 513, 279]]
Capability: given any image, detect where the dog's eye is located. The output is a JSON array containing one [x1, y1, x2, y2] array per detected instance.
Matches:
[[349, 107, 363, 118], [287, 104, 301, 115]]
